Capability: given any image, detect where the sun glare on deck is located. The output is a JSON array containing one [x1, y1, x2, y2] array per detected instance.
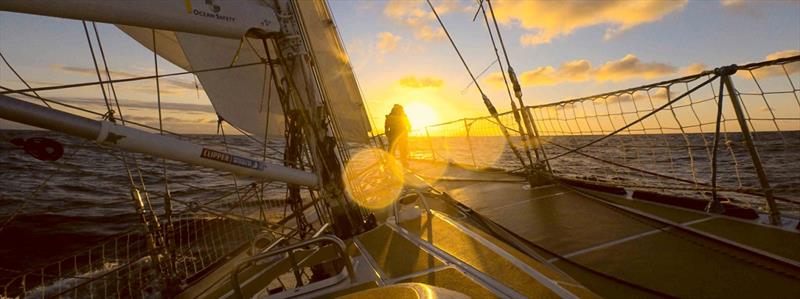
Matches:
[[343, 148, 405, 210]]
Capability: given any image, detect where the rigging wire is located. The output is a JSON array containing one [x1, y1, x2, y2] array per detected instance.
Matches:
[[0, 61, 268, 96], [91, 22, 126, 125], [259, 42, 276, 223], [459, 59, 497, 95], [271, 41, 332, 225], [81, 21, 113, 116], [543, 75, 719, 162], [478, 1, 535, 167], [151, 28, 177, 276], [0, 85, 283, 165], [484, 0, 550, 169], [478, 4, 513, 106], [84, 23, 165, 251], [0, 52, 50, 108], [425, 0, 528, 168]]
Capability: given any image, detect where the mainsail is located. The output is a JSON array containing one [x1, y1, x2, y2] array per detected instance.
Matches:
[[117, 0, 371, 143]]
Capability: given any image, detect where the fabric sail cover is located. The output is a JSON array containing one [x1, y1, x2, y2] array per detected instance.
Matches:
[[116, 0, 370, 143]]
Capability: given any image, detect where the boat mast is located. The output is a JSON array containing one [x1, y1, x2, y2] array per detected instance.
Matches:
[[270, 0, 363, 237]]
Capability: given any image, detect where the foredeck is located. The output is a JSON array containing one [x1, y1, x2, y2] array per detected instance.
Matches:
[[408, 160, 800, 298]]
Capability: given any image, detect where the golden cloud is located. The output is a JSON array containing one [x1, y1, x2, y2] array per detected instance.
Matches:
[[518, 66, 560, 86], [53, 64, 201, 94], [601, 88, 675, 104], [383, 0, 455, 41], [682, 63, 707, 75], [490, 0, 687, 46], [398, 76, 444, 88], [52, 96, 215, 113], [745, 49, 800, 79], [557, 59, 593, 81], [376, 32, 401, 54], [594, 54, 676, 81], [484, 54, 680, 87], [720, 0, 744, 6]]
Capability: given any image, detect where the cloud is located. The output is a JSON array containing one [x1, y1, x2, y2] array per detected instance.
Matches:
[[746, 49, 800, 79], [485, 54, 679, 87], [356, 1, 376, 12], [376, 32, 401, 54], [123, 114, 217, 125], [486, 59, 593, 87], [557, 59, 593, 81], [765, 49, 800, 61], [517, 66, 559, 86], [682, 63, 707, 75], [50, 96, 215, 114], [601, 88, 675, 104], [594, 54, 676, 81], [720, 0, 762, 17], [383, 0, 455, 41], [720, 0, 744, 6], [398, 76, 444, 88], [56, 65, 140, 79], [52, 64, 202, 94], [413, 25, 446, 41], [490, 0, 687, 46]]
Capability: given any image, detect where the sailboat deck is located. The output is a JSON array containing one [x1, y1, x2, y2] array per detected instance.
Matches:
[[408, 160, 800, 298], [348, 208, 597, 297]]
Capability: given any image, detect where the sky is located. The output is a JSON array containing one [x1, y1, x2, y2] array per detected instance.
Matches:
[[0, 0, 798, 134]]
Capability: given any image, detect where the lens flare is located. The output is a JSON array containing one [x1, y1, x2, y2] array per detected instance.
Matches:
[[343, 148, 405, 210], [404, 102, 439, 129]]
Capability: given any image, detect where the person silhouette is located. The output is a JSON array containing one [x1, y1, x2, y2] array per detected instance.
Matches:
[[384, 104, 411, 166]]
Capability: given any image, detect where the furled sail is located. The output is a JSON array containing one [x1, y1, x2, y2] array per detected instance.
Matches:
[[116, 0, 370, 143]]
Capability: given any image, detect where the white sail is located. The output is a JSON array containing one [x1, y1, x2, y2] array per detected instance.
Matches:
[[116, 0, 371, 143], [118, 25, 285, 140], [295, 0, 372, 143]]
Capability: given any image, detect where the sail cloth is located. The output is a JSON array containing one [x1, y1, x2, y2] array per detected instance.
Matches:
[[294, 0, 372, 143], [116, 1, 370, 143]]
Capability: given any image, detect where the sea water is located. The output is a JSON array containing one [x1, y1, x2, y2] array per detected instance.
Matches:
[[1, 129, 798, 282]]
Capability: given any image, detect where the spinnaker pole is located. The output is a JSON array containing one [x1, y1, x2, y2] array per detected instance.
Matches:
[[0, 94, 319, 187]]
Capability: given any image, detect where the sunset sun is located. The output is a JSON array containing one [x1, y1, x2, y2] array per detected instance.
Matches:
[[403, 101, 439, 130]]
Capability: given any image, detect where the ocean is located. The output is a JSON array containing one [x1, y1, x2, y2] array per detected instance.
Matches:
[[1, 129, 798, 284]]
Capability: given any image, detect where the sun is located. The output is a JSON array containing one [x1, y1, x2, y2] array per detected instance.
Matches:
[[403, 102, 439, 130]]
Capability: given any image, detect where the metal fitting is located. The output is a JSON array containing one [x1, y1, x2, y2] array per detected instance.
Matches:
[[714, 64, 738, 76]]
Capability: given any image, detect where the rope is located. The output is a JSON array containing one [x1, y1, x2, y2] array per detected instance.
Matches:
[[543, 74, 718, 162]]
